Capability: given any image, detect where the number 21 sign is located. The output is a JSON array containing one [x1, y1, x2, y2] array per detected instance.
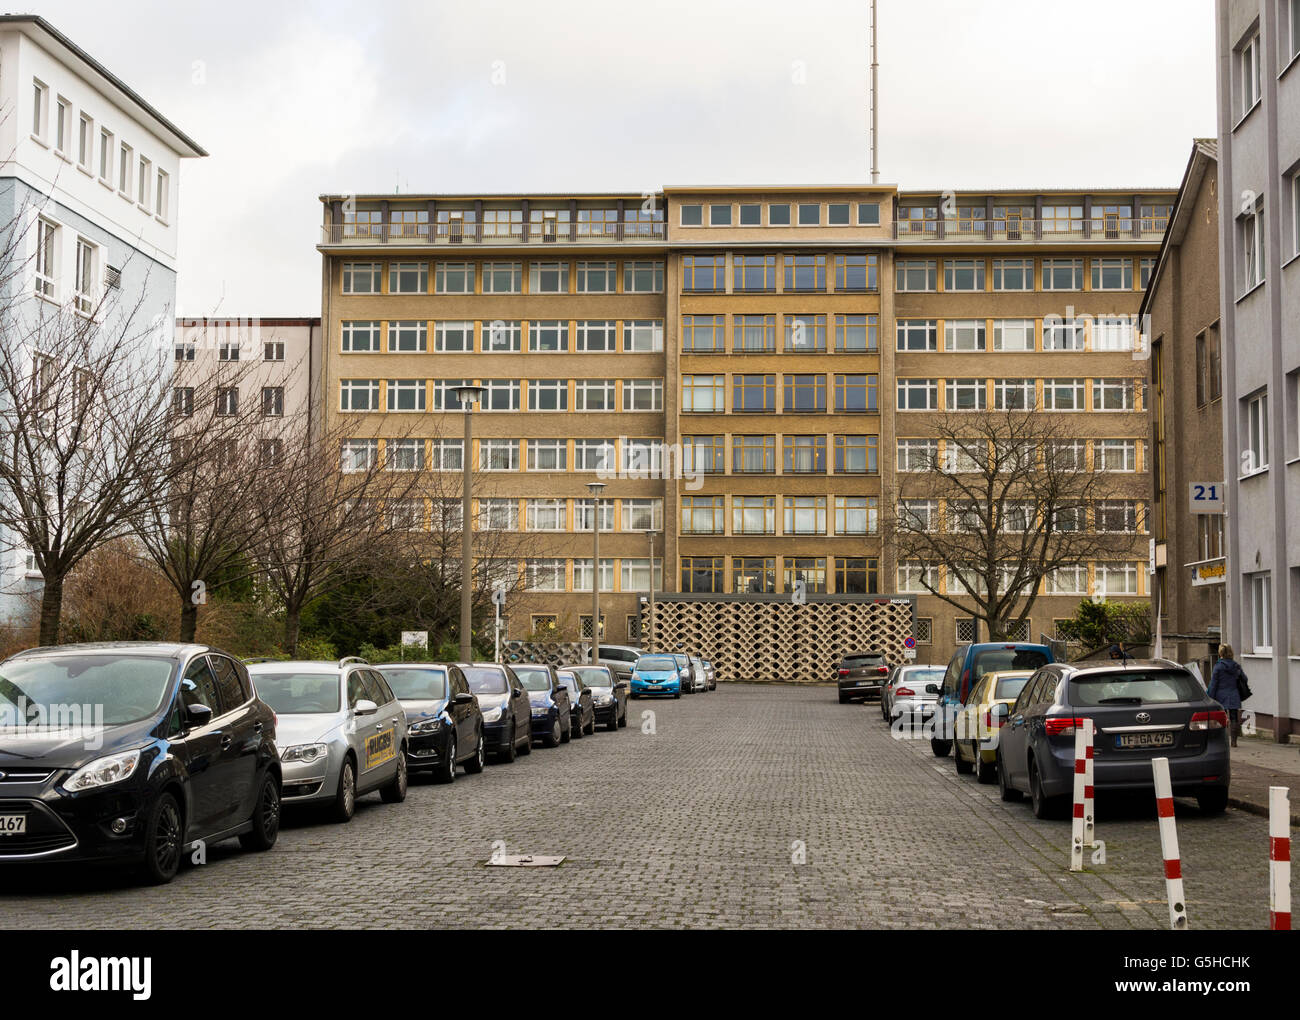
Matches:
[[1189, 482, 1224, 514]]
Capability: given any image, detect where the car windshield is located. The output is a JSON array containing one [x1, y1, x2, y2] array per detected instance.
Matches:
[[1070, 670, 1202, 706], [464, 667, 508, 694], [903, 669, 944, 686], [570, 667, 610, 687], [556, 672, 578, 690], [250, 672, 341, 714], [513, 667, 553, 692], [972, 648, 1048, 679], [636, 656, 676, 671], [993, 675, 1032, 700], [379, 668, 448, 701], [0, 654, 175, 727]]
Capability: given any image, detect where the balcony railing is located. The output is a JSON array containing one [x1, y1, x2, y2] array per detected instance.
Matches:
[[892, 219, 1168, 242], [321, 220, 666, 246]]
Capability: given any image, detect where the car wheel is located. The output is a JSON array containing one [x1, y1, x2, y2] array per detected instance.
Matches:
[[436, 735, 457, 784], [618, 705, 628, 728], [955, 740, 974, 775], [1196, 787, 1229, 815], [673, 691, 681, 700], [560, 715, 572, 743], [997, 749, 1022, 802], [584, 713, 596, 735], [500, 721, 518, 762], [464, 730, 486, 774], [518, 721, 532, 755], [606, 710, 619, 732], [930, 737, 952, 758], [976, 753, 997, 786], [838, 693, 848, 704], [1029, 759, 1059, 820], [140, 791, 183, 885], [332, 758, 357, 822], [238, 773, 281, 851], [545, 717, 562, 748], [380, 750, 408, 803]]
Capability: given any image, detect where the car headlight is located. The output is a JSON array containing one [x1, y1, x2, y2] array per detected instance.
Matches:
[[280, 742, 329, 763], [593, 692, 614, 705], [482, 706, 503, 723], [409, 716, 448, 734], [64, 748, 142, 792]]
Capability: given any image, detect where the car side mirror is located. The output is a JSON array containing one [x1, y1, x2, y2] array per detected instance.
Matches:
[[924, 684, 940, 695], [354, 699, 378, 716], [452, 692, 474, 705], [616, 682, 629, 691], [991, 703, 1009, 719], [184, 702, 213, 726]]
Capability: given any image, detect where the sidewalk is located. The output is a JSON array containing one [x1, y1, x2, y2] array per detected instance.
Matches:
[[1227, 734, 1299, 825]]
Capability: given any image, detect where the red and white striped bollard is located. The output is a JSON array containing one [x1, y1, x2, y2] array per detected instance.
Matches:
[[1151, 756, 1187, 929], [1269, 786, 1291, 930], [1070, 717, 1095, 871]]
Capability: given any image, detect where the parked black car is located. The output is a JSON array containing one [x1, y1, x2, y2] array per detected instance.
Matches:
[[377, 663, 486, 782], [511, 664, 573, 747], [0, 642, 281, 885], [461, 663, 532, 763], [996, 660, 1232, 818], [566, 665, 628, 730], [837, 650, 889, 703], [556, 669, 596, 737]]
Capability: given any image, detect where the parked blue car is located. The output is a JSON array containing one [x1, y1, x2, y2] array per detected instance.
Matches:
[[630, 654, 682, 699], [931, 642, 1054, 757]]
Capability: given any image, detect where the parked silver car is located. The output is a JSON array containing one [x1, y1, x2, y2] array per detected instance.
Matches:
[[884, 665, 945, 729], [689, 656, 710, 693], [247, 657, 408, 822]]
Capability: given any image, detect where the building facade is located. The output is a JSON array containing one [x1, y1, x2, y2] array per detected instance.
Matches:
[[0, 15, 205, 622], [1143, 140, 1226, 680], [316, 184, 1171, 669], [1213, 0, 1300, 738]]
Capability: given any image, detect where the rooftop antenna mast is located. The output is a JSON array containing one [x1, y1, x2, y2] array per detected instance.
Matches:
[[869, 0, 879, 184]]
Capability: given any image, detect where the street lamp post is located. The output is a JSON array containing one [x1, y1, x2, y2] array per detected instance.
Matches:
[[645, 529, 655, 652], [587, 481, 605, 663], [452, 384, 486, 664]]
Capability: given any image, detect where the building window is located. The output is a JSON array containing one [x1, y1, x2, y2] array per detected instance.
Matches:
[[530, 261, 569, 293], [435, 262, 474, 293], [342, 321, 381, 353], [1042, 204, 1084, 233], [835, 497, 877, 536], [528, 320, 569, 352], [137, 156, 151, 207], [784, 557, 827, 593], [342, 262, 381, 294], [1093, 379, 1136, 411], [430, 439, 464, 471], [897, 319, 937, 352], [835, 314, 877, 352], [1095, 500, 1142, 533], [1095, 562, 1139, 596], [682, 314, 725, 352], [682, 496, 724, 534], [832, 557, 877, 595], [574, 319, 616, 353], [525, 560, 566, 592], [782, 435, 826, 473], [733, 375, 776, 413], [946, 378, 987, 412], [341, 439, 379, 473], [731, 557, 776, 594], [784, 374, 827, 412], [993, 378, 1035, 411], [99, 127, 114, 181], [709, 204, 733, 227], [1240, 199, 1265, 291], [78, 115, 93, 170], [1042, 258, 1083, 290], [797, 203, 820, 226], [897, 379, 938, 411], [734, 314, 776, 352], [623, 379, 663, 412], [991, 258, 1034, 291], [768, 203, 791, 226], [1197, 514, 1224, 560], [944, 259, 985, 291], [261, 386, 284, 417], [526, 439, 567, 472], [54, 95, 69, 152], [1091, 258, 1133, 290], [574, 380, 615, 412], [898, 206, 939, 234], [74, 237, 97, 313], [340, 379, 380, 411], [388, 262, 428, 294], [681, 557, 725, 594], [526, 499, 567, 532], [733, 495, 777, 535], [1043, 318, 1086, 351], [218, 338, 241, 362], [483, 262, 522, 293], [835, 254, 877, 291], [944, 319, 986, 352], [733, 435, 776, 473], [215, 387, 239, 417], [897, 439, 938, 472], [739, 203, 762, 226], [1095, 439, 1137, 472], [682, 255, 725, 291], [834, 435, 876, 474], [573, 439, 615, 471], [172, 387, 194, 417], [993, 319, 1035, 352], [735, 255, 777, 292], [827, 203, 851, 226], [34, 219, 57, 298], [679, 204, 703, 226], [898, 562, 938, 594], [1239, 29, 1262, 116], [1245, 390, 1269, 473], [682, 435, 725, 474], [526, 379, 567, 412], [481, 379, 521, 412], [31, 78, 49, 139], [431, 320, 472, 353], [264, 340, 286, 361], [623, 320, 663, 352], [1250, 572, 1273, 652], [1138, 257, 1156, 288], [682, 375, 724, 413], [175, 338, 196, 362], [834, 374, 877, 413], [858, 202, 880, 226], [483, 320, 521, 352], [388, 321, 427, 353], [896, 260, 937, 291], [624, 260, 664, 293], [784, 254, 826, 292], [479, 439, 519, 471], [783, 496, 827, 535], [118, 143, 133, 197]]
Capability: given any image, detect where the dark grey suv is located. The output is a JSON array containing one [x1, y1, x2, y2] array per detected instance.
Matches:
[[996, 660, 1232, 818]]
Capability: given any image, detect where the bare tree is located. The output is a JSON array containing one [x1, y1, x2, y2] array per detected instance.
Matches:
[[888, 408, 1138, 641], [0, 202, 198, 644]]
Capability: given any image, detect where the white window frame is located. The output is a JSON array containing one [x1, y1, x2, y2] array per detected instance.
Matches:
[[528, 379, 569, 412], [388, 262, 428, 294], [992, 319, 1035, 352], [341, 439, 380, 473], [575, 320, 617, 352], [342, 262, 382, 294], [529, 261, 569, 293], [386, 379, 426, 413], [945, 378, 987, 412], [1250, 571, 1273, 652], [435, 262, 474, 293], [482, 319, 521, 353], [528, 319, 569, 352], [576, 260, 616, 293], [623, 320, 664, 352], [479, 439, 520, 471], [1245, 390, 1269, 474], [944, 319, 986, 352], [897, 378, 938, 411], [340, 379, 380, 412], [574, 380, 616, 412], [434, 320, 474, 353], [526, 439, 568, 472], [622, 378, 663, 412], [342, 320, 381, 353], [387, 320, 427, 353]]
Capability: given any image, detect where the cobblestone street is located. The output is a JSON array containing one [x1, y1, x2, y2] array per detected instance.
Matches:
[[2, 684, 1288, 929]]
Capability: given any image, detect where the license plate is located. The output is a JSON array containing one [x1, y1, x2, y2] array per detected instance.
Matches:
[[0, 814, 27, 835], [1115, 731, 1175, 749], [646, 684, 662, 691]]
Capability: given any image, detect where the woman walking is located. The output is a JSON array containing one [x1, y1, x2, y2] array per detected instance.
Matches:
[[1208, 644, 1245, 748]]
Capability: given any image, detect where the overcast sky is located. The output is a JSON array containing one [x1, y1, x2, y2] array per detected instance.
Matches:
[[34, 0, 1216, 316]]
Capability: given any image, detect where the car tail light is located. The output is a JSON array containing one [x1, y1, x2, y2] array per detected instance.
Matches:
[[877, 666, 888, 674], [894, 687, 915, 697], [838, 668, 849, 677], [985, 708, 1006, 729], [1044, 716, 1086, 736], [1189, 710, 1228, 731], [960, 667, 970, 699]]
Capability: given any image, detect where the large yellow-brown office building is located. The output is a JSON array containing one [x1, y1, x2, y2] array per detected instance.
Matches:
[[317, 184, 1172, 666]]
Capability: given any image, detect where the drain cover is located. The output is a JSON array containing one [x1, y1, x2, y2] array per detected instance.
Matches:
[[486, 854, 565, 867]]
